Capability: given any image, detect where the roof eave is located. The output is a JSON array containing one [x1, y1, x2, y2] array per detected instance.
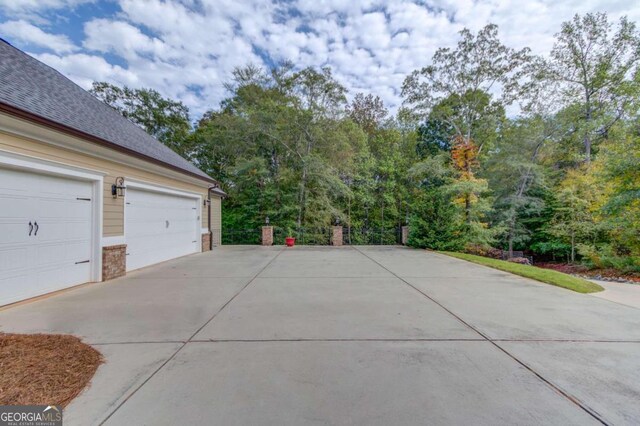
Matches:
[[209, 186, 227, 197], [0, 101, 220, 186]]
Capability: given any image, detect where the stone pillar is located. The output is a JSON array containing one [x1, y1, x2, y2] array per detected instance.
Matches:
[[262, 226, 273, 246], [202, 232, 212, 252], [102, 245, 126, 281], [401, 226, 409, 245], [332, 226, 343, 246]]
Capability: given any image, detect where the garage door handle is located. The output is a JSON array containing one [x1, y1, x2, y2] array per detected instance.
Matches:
[[34, 221, 39, 236], [28, 221, 33, 236]]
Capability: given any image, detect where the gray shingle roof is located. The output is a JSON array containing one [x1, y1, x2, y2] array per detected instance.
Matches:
[[0, 39, 213, 182]]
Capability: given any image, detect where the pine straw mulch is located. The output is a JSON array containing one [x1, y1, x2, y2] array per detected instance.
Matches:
[[0, 333, 103, 407]]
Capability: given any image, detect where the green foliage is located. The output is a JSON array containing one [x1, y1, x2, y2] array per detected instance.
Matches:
[[440, 252, 604, 293], [90, 82, 192, 156], [408, 188, 462, 250], [416, 120, 452, 157], [91, 12, 640, 274], [537, 12, 640, 161], [401, 23, 530, 141]]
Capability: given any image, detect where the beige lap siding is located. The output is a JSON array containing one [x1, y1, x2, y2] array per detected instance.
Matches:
[[210, 196, 222, 246], [0, 127, 214, 238]]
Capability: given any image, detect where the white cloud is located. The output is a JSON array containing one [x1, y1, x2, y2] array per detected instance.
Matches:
[[0, 0, 91, 12], [83, 19, 170, 61], [0, 20, 77, 53], [33, 52, 139, 88], [2, 0, 639, 118]]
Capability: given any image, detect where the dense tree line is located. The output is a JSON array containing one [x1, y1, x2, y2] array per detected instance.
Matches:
[[91, 12, 640, 271]]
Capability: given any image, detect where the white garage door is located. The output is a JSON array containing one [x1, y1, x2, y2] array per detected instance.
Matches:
[[126, 187, 199, 271], [0, 167, 93, 306]]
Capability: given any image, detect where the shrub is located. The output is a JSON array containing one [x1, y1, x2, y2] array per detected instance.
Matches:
[[578, 243, 640, 273], [463, 243, 502, 259]]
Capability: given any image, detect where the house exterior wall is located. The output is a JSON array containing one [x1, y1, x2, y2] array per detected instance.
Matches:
[[211, 196, 222, 246], [0, 114, 224, 283], [0, 119, 221, 239]]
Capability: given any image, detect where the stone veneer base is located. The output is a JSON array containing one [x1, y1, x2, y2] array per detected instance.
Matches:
[[202, 232, 212, 252], [102, 244, 126, 281]]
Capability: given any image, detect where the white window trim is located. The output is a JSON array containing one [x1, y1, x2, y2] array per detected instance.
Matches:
[[0, 149, 104, 282]]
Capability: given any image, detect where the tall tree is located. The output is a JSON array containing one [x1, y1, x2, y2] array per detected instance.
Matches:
[[486, 117, 554, 256], [549, 168, 602, 262], [402, 24, 526, 246], [592, 133, 640, 268], [346, 93, 389, 137], [90, 82, 192, 155], [542, 13, 640, 162], [193, 64, 366, 231], [401, 24, 530, 146]]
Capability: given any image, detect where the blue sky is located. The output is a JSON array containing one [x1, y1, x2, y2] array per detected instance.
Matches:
[[0, 0, 638, 119]]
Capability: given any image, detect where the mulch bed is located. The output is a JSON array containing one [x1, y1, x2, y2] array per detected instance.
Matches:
[[0, 333, 103, 407], [536, 262, 640, 284]]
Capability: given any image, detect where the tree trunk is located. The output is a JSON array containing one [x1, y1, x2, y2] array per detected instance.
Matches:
[[348, 197, 352, 245], [584, 134, 591, 164], [380, 199, 385, 245], [508, 215, 515, 259], [584, 90, 592, 163], [297, 166, 307, 228], [570, 230, 576, 263], [465, 194, 471, 224]]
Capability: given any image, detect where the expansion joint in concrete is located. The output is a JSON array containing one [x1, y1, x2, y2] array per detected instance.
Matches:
[[99, 247, 286, 425], [351, 246, 609, 426]]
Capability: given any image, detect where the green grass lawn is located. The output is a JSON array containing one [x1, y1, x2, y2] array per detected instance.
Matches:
[[438, 252, 604, 294]]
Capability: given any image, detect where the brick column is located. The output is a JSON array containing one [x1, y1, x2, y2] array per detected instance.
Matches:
[[202, 232, 212, 252], [332, 226, 343, 246], [262, 226, 273, 246], [401, 226, 409, 245], [102, 244, 126, 281]]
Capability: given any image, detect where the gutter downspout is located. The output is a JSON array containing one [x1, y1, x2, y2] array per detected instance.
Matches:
[[207, 186, 213, 250]]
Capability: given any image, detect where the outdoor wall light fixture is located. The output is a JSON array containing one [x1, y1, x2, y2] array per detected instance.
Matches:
[[265, 215, 270, 225], [203, 199, 210, 206], [111, 176, 126, 198]]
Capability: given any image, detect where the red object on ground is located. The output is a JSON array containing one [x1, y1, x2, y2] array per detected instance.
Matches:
[[285, 237, 295, 247]]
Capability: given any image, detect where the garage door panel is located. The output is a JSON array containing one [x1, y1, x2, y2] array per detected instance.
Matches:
[[0, 246, 29, 272], [0, 167, 94, 306], [33, 262, 91, 296], [36, 220, 92, 242], [37, 173, 92, 198], [126, 188, 199, 271], [0, 221, 33, 246], [34, 240, 91, 265], [1, 272, 29, 304], [0, 195, 34, 219], [37, 198, 92, 220], [0, 168, 38, 194]]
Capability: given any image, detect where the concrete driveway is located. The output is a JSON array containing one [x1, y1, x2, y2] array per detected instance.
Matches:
[[1, 246, 639, 425]]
